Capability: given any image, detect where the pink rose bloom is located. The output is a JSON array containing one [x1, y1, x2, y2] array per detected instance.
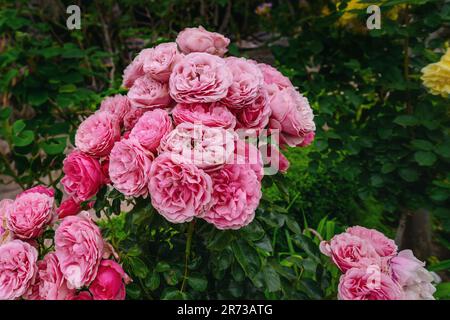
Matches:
[[56, 198, 82, 219], [169, 52, 233, 103], [99, 95, 131, 127], [130, 109, 173, 153], [149, 153, 212, 223], [122, 48, 153, 88], [176, 26, 230, 57], [27, 253, 73, 300], [0, 199, 13, 244], [202, 163, 261, 230], [142, 42, 182, 82], [127, 74, 172, 109], [222, 57, 263, 108], [234, 88, 271, 129], [338, 267, 403, 300], [390, 250, 436, 300], [269, 86, 316, 147], [109, 138, 153, 197], [66, 291, 93, 300], [17, 185, 55, 198], [55, 213, 104, 289], [319, 233, 380, 272], [172, 102, 236, 129], [0, 240, 38, 300], [89, 260, 128, 300], [299, 131, 315, 147], [61, 150, 104, 202], [233, 140, 264, 181], [159, 123, 235, 172], [123, 105, 146, 131], [7, 192, 54, 240], [346, 226, 398, 258], [259, 144, 290, 174], [75, 111, 120, 157], [258, 63, 293, 90]]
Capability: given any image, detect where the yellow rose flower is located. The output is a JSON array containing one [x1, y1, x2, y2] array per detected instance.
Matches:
[[421, 49, 450, 97]]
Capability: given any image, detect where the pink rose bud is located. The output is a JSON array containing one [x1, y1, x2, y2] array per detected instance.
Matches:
[[89, 260, 128, 300], [176, 26, 230, 57], [56, 198, 82, 219]]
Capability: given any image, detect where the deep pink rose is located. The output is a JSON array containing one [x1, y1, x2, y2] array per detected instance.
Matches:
[[75, 111, 120, 157], [390, 250, 436, 300], [259, 144, 290, 174], [338, 267, 403, 300], [55, 212, 104, 289], [99, 95, 131, 127], [0, 240, 38, 300], [89, 260, 127, 300], [202, 163, 261, 230], [142, 42, 182, 82], [122, 48, 153, 88], [7, 191, 54, 240], [130, 109, 173, 153], [319, 233, 380, 272], [17, 185, 55, 198], [299, 131, 315, 147], [222, 57, 264, 108], [234, 88, 271, 129], [159, 123, 235, 172], [176, 26, 230, 57], [172, 102, 236, 129], [109, 138, 153, 197], [169, 52, 233, 103], [258, 63, 293, 90], [268, 86, 315, 147], [149, 153, 212, 223], [233, 140, 264, 181], [123, 106, 146, 131], [101, 157, 111, 184], [56, 198, 82, 219], [26, 252, 73, 300], [127, 74, 172, 109], [66, 291, 93, 300], [0, 199, 13, 244], [61, 150, 104, 202], [346, 226, 397, 258]]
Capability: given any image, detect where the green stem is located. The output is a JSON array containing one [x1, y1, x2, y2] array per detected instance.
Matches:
[[180, 221, 195, 292]]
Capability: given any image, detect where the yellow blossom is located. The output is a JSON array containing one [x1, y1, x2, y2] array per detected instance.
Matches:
[[421, 49, 450, 97]]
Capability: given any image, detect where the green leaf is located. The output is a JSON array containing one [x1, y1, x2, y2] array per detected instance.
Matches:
[[145, 271, 160, 291], [262, 264, 281, 292], [414, 151, 437, 166], [381, 163, 396, 174], [399, 168, 419, 182], [411, 139, 433, 151], [435, 142, 450, 158], [0, 107, 11, 120], [435, 282, 450, 300], [231, 239, 261, 277], [129, 257, 149, 279], [393, 115, 418, 127], [28, 90, 48, 106], [59, 84, 77, 93], [12, 130, 34, 147], [429, 260, 450, 272], [161, 289, 187, 300], [41, 137, 67, 155], [155, 261, 171, 272], [293, 234, 320, 262], [126, 283, 141, 299], [188, 274, 208, 292]]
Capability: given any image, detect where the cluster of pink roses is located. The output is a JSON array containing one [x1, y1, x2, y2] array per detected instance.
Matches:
[[62, 26, 315, 230], [320, 226, 437, 300], [0, 186, 130, 300]]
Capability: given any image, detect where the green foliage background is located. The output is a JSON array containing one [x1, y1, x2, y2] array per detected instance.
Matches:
[[0, 0, 449, 299]]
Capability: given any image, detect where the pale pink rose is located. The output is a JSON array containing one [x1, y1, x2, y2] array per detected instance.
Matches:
[[130, 109, 173, 153], [234, 88, 271, 129], [109, 138, 153, 197], [169, 52, 233, 103], [258, 63, 293, 90], [347, 226, 397, 258], [17, 185, 55, 198], [75, 111, 120, 157], [299, 131, 315, 147], [233, 140, 264, 181], [269, 86, 315, 147], [222, 57, 264, 108], [89, 260, 127, 300], [56, 198, 82, 219], [142, 42, 182, 82], [338, 267, 403, 300], [159, 122, 235, 172], [55, 212, 104, 289], [202, 163, 261, 230], [390, 250, 436, 300], [26, 253, 73, 300], [172, 102, 236, 129], [123, 105, 146, 131], [149, 153, 212, 223], [176, 26, 230, 57], [319, 233, 380, 272], [259, 144, 290, 174], [122, 48, 153, 88], [66, 291, 93, 300], [61, 150, 104, 202], [127, 74, 172, 109], [0, 240, 38, 300], [99, 95, 131, 127], [0, 199, 13, 244], [7, 192, 54, 240]]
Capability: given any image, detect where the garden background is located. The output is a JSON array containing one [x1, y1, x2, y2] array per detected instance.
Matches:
[[0, 0, 449, 299]]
